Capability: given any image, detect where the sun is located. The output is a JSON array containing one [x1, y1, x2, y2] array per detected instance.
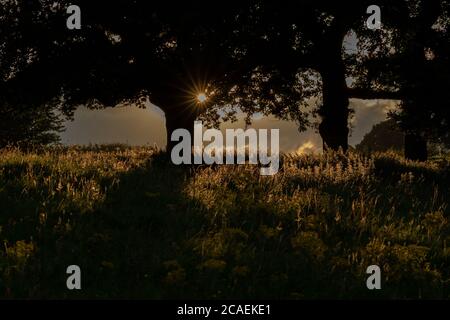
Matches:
[[197, 93, 207, 103]]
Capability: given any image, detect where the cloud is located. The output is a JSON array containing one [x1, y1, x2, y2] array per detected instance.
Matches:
[[348, 99, 399, 145], [295, 141, 316, 154]]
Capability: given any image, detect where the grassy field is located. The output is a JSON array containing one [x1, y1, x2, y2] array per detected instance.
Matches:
[[0, 145, 449, 299]]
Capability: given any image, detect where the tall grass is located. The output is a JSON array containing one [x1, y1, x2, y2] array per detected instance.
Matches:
[[0, 146, 449, 298]]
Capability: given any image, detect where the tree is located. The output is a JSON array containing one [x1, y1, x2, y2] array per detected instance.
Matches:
[[396, 0, 450, 160], [194, 1, 359, 151], [235, 0, 449, 159], [348, 0, 450, 160], [356, 119, 404, 154], [0, 102, 65, 148], [218, 0, 409, 152], [1, 0, 248, 152]]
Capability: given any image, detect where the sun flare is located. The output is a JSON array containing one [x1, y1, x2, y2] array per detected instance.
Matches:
[[197, 93, 207, 103]]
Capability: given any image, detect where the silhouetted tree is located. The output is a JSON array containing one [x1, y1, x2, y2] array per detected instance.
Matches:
[[0, 102, 65, 148], [241, 0, 449, 157], [221, 0, 412, 152], [356, 119, 404, 153], [1, 1, 248, 152], [349, 0, 450, 160]]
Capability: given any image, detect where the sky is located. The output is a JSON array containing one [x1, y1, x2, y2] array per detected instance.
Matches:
[[60, 99, 398, 153]]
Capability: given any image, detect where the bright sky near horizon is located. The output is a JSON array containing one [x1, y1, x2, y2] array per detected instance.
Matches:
[[60, 99, 398, 153]]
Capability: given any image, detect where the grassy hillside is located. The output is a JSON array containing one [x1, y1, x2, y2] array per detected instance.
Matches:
[[0, 145, 449, 299]]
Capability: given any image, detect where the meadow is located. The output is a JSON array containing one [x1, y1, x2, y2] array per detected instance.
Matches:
[[0, 145, 449, 299]]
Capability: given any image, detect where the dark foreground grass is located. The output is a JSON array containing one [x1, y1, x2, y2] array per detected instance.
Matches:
[[0, 145, 449, 299]]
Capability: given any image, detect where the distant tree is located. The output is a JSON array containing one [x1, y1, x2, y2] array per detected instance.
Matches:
[[356, 120, 404, 154], [0, 102, 65, 148]]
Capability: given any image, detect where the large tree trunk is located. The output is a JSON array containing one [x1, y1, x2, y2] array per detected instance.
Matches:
[[318, 76, 350, 151], [150, 87, 202, 154], [404, 133, 427, 161], [318, 32, 350, 152], [399, 2, 439, 162]]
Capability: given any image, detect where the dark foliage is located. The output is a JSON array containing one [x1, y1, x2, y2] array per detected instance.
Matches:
[[356, 120, 404, 153], [0, 103, 64, 148]]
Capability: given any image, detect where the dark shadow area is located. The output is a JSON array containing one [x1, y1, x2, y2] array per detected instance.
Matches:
[[0, 152, 197, 298], [31, 154, 208, 298]]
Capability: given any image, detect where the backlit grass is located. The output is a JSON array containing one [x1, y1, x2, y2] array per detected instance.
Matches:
[[0, 146, 449, 298]]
